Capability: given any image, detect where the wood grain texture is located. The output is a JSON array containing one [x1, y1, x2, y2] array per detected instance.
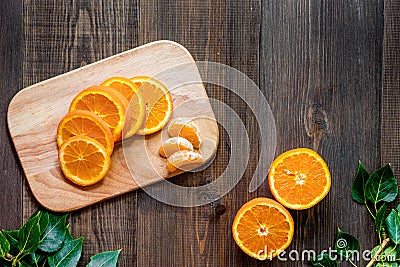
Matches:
[[22, 1, 141, 266], [0, 0, 390, 266], [260, 0, 383, 265], [9, 41, 218, 212], [382, 0, 400, 177], [0, 0, 23, 230], [138, 1, 262, 267]]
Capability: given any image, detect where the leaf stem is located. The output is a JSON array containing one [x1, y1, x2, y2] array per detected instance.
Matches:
[[366, 237, 391, 267], [348, 258, 358, 267], [378, 232, 382, 246], [387, 244, 397, 257], [365, 202, 376, 219], [11, 257, 18, 267]]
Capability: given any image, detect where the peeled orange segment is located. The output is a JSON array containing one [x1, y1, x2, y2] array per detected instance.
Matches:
[[57, 110, 114, 155], [159, 137, 194, 158], [69, 86, 128, 141], [58, 135, 111, 186], [130, 76, 173, 135], [166, 151, 203, 172], [101, 76, 139, 102], [268, 148, 331, 210], [232, 198, 294, 260], [168, 118, 201, 148]]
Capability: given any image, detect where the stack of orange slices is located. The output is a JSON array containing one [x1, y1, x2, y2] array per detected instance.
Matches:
[[57, 76, 173, 186]]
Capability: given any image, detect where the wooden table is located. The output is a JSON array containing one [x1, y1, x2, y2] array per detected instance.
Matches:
[[1, 0, 399, 266]]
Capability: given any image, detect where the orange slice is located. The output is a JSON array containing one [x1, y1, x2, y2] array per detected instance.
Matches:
[[58, 136, 111, 186], [232, 197, 294, 260], [130, 76, 173, 135], [69, 86, 128, 141], [101, 77, 146, 138], [57, 110, 114, 155], [159, 137, 194, 158], [124, 91, 145, 138], [168, 118, 201, 148], [101, 76, 139, 102], [268, 148, 331, 210], [166, 151, 203, 172]]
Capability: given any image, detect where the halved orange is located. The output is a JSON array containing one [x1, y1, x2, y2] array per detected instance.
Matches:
[[168, 118, 201, 148], [268, 148, 331, 210], [57, 110, 114, 155], [69, 86, 128, 141], [101, 77, 146, 138], [130, 76, 173, 135], [58, 135, 111, 186], [232, 198, 294, 260]]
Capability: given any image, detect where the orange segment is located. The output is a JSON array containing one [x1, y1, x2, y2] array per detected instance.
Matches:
[[101, 76, 139, 101], [268, 148, 331, 210], [130, 76, 173, 135], [166, 151, 203, 172], [159, 137, 194, 158], [58, 136, 111, 186], [232, 198, 294, 260], [57, 110, 114, 155], [69, 86, 128, 141], [168, 118, 201, 148]]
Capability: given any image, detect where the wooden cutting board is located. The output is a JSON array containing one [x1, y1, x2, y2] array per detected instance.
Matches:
[[7, 40, 219, 212]]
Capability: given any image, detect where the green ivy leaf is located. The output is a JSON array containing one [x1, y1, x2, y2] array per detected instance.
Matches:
[[381, 245, 397, 262], [38, 213, 68, 253], [20, 250, 47, 267], [17, 212, 41, 255], [365, 164, 398, 204], [18, 261, 31, 267], [86, 249, 121, 267], [2, 229, 19, 255], [376, 204, 387, 235], [396, 204, 400, 214], [30, 251, 46, 263], [335, 229, 360, 259], [0, 231, 10, 258], [64, 224, 74, 243], [310, 253, 338, 267], [351, 161, 369, 203], [3, 230, 19, 245], [30, 211, 50, 236], [386, 210, 400, 244], [48, 237, 83, 267]]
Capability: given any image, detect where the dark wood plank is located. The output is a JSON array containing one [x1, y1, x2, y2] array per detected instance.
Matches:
[[260, 0, 383, 265], [22, 0, 139, 265], [382, 0, 400, 177], [0, 0, 23, 230], [1, 0, 384, 266], [137, 0, 262, 266]]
